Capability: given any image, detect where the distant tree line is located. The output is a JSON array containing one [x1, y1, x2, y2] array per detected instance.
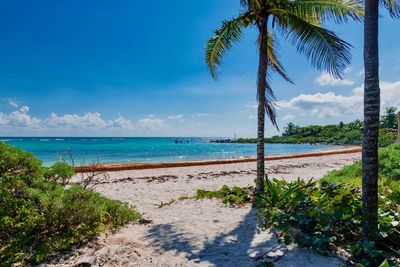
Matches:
[[231, 107, 398, 147]]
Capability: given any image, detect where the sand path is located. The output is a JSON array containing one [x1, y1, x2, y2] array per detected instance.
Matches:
[[48, 152, 360, 267]]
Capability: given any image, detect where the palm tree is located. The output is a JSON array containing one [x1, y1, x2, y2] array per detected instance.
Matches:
[[362, 0, 399, 240], [205, 0, 363, 193], [380, 106, 397, 129]]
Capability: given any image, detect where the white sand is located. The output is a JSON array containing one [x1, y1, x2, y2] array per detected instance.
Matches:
[[48, 152, 360, 267]]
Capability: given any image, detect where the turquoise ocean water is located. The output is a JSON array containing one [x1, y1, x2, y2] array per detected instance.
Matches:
[[0, 137, 342, 166]]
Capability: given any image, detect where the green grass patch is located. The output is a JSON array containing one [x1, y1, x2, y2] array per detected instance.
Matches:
[[0, 142, 141, 265], [195, 185, 254, 206]]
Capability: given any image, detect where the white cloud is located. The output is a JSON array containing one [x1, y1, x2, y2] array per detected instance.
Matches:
[[278, 91, 362, 117], [195, 113, 212, 118], [6, 99, 19, 108], [380, 81, 400, 109], [278, 80, 400, 118], [46, 112, 111, 129], [112, 115, 134, 129], [45, 112, 134, 130], [314, 72, 355, 86], [0, 105, 135, 132], [167, 114, 184, 121], [137, 115, 166, 130], [0, 106, 41, 128], [0, 113, 8, 125]]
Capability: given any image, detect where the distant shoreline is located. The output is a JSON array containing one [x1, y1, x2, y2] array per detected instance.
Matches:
[[2, 137, 345, 167], [74, 146, 361, 173]]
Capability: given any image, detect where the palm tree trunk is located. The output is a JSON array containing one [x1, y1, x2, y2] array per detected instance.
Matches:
[[362, 0, 380, 240], [256, 18, 268, 193]]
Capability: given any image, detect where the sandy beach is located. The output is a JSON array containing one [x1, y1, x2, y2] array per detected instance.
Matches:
[[48, 150, 361, 267]]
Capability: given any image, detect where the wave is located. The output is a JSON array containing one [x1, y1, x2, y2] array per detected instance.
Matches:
[[40, 139, 50, 142]]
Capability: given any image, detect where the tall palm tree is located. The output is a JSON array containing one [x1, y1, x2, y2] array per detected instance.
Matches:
[[362, 0, 399, 240], [205, 0, 363, 193]]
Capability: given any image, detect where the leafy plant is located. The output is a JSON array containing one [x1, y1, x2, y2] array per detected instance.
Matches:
[[0, 142, 141, 265], [380, 107, 398, 130], [195, 185, 254, 206], [0, 142, 42, 176], [257, 144, 400, 266], [43, 161, 75, 186], [257, 178, 399, 266]]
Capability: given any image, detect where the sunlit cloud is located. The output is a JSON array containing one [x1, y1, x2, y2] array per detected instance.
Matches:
[[6, 98, 20, 108], [136, 115, 166, 130], [167, 114, 184, 121], [314, 72, 355, 86], [278, 80, 400, 118], [0, 106, 41, 128]]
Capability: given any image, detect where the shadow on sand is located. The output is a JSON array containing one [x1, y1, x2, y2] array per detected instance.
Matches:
[[144, 206, 277, 266]]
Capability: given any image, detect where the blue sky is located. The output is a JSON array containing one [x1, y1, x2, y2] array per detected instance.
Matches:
[[0, 0, 399, 137]]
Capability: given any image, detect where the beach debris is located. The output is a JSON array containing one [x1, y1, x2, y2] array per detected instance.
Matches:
[[74, 256, 96, 266], [73, 248, 97, 266], [97, 174, 180, 185], [138, 218, 153, 224], [253, 244, 288, 262]]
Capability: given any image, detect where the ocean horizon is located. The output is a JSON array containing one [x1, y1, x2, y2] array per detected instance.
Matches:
[[1, 137, 344, 166]]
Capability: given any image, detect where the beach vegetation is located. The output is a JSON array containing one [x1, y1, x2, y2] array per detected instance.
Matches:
[[257, 143, 400, 266], [156, 195, 195, 208], [380, 107, 398, 130], [205, 0, 363, 193], [196, 144, 400, 265], [257, 178, 399, 266], [157, 199, 178, 208], [217, 112, 398, 146], [43, 161, 74, 186], [195, 185, 254, 206], [0, 142, 141, 265]]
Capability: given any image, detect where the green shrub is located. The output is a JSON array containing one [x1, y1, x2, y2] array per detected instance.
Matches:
[[0, 142, 141, 265], [258, 144, 400, 266], [0, 142, 42, 177], [43, 161, 75, 186], [321, 160, 362, 185], [378, 143, 400, 180], [322, 143, 400, 186], [378, 129, 397, 148], [256, 178, 399, 266], [195, 185, 254, 205]]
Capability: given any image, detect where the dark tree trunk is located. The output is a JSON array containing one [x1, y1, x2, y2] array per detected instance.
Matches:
[[362, 0, 380, 240], [256, 18, 268, 193]]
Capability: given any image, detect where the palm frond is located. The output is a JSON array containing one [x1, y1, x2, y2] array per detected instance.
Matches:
[[256, 73, 279, 129], [381, 0, 400, 17], [265, 79, 279, 130], [292, 0, 364, 23], [264, 30, 293, 83], [205, 13, 252, 79], [271, 8, 352, 78]]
